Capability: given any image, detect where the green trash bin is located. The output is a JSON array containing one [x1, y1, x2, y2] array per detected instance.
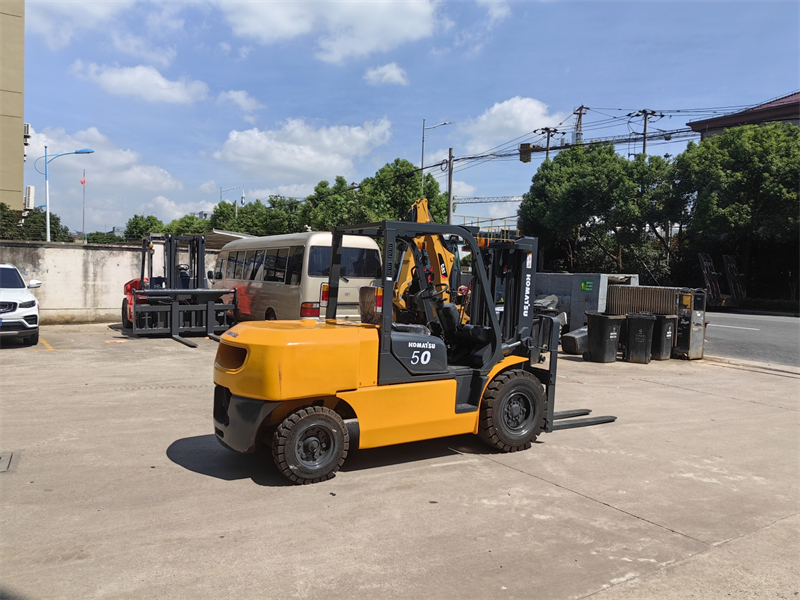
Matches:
[[584, 311, 625, 363], [624, 312, 656, 364], [651, 314, 677, 361]]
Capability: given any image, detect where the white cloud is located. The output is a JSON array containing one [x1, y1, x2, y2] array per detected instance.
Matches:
[[27, 0, 135, 49], [217, 90, 264, 113], [138, 196, 215, 223], [248, 184, 315, 200], [198, 180, 217, 195], [364, 63, 409, 86], [476, 0, 511, 26], [461, 96, 566, 153], [70, 61, 209, 104], [26, 126, 182, 193], [145, 4, 185, 37], [213, 118, 392, 182], [214, 1, 439, 63], [218, 42, 232, 55], [111, 32, 177, 68], [452, 181, 477, 198], [239, 46, 253, 60]]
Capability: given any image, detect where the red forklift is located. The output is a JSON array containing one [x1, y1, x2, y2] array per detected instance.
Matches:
[[122, 234, 237, 347]]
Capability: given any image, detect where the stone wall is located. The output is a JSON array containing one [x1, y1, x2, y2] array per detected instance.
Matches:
[[0, 240, 218, 324]]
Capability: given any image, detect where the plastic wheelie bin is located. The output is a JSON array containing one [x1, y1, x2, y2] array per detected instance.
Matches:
[[651, 314, 678, 361], [624, 312, 656, 364], [583, 311, 625, 363]]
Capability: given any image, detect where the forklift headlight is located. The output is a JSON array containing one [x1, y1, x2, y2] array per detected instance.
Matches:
[[19, 300, 36, 308]]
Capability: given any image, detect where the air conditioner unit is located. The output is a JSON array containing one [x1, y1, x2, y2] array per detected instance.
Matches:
[[24, 186, 35, 210]]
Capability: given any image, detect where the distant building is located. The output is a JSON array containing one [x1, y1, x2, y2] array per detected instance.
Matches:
[[196, 211, 211, 220], [687, 91, 800, 140], [107, 227, 125, 238], [0, 1, 25, 211]]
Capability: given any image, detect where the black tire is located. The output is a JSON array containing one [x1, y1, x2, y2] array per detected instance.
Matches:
[[265, 309, 277, 321], [122, 298, 132, 329], [272, 406, 349, 484], [23, 331, 39, 346], [478, 369, 546, 452]]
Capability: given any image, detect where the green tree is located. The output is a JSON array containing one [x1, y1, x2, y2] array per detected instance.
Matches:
[[0, 205, 72, 242], [676, 123, 800, 286], [125, 214, 165, 240], [163, 214, 212, 235], [211, 197, 304, 236], [86, 231, 124, 244], [359, 158, 448, 222], [300, 176, 378, 231]]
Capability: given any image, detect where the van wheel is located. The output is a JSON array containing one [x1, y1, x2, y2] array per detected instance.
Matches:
[[479, 370, 546, 452], [122, 298, 132, 329], [265, 309, 277, 320], [272, 407, 349, 484]]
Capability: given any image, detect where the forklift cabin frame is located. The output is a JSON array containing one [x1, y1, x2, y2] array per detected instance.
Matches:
[[325, 221, 561, 433], [132, 235, 237, 347]]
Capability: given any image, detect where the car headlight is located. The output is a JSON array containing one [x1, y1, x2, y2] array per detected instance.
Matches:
[[19, 300, 36, 308]]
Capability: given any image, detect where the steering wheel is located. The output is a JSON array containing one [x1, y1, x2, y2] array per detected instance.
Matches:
[[177, 263, 190, 271], [416, 283, 449, 302]]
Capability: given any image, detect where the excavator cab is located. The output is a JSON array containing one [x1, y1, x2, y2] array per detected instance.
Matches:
[[213, 219, 608, 485]]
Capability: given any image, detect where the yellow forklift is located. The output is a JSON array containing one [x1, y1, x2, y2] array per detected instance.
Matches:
[[213, 220, 614, 484]]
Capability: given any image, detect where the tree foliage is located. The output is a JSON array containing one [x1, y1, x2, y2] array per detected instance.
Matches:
[[518, 124, 800, 298], [124, 214, 165, 240], [0, 204, 72, 242]]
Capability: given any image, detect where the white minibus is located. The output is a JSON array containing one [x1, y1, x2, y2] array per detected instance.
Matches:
[[210, 231, 382, 320]]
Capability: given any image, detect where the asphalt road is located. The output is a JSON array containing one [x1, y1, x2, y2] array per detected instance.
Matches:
[[704, 312, 799, 367]]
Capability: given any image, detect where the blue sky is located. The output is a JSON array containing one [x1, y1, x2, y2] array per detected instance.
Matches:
[[22, 0, 800, 234]]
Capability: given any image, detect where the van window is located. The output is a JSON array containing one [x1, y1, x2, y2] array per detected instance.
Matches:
[[226, 252, 238, 279], [233, 251, 245, 279], [252, 250, 265, 280], [243, 251, 256, 280], [264, 249, 286, 283], [214, 255, 225, 280], [286, 246, 304, 285], [308, 246, 381, 278], [275, 248, 289, 282]]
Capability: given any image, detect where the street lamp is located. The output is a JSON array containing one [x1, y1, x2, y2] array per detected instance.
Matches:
[[421, 119, 454, 195], [34, 146, 94, 242], [220, 185, 245, 218]]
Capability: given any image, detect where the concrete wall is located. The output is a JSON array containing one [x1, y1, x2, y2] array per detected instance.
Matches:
[[0, 0, 25, 211], [0, 240, 218, 324]]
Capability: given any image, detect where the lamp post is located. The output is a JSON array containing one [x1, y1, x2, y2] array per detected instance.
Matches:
[[421, 119, 454, 196], [220, 185, 244, 218], [34, 146, 94, 242]]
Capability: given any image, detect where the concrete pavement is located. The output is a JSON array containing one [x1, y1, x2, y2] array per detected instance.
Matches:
[[0, 324, 798, 599]]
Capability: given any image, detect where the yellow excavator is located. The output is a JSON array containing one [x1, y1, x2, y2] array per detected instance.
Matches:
[[212, 217, 615, 484]]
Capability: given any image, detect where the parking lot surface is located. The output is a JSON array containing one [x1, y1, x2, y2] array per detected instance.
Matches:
[[1, 324, 798, 600]]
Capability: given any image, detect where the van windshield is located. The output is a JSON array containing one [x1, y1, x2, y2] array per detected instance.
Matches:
[[0, 267, 25, 289], [308, 247, 381, 278]]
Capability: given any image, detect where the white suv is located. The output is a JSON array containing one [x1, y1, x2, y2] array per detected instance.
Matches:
[[0, 264, 41, 346]]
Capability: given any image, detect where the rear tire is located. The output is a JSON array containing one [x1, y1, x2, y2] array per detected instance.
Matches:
[[272, 406, 349, 484], [479, 369, 546, 452], [122, 298, 132, 329], [23, 331, 39, 346], [265, 309, 277, 321]]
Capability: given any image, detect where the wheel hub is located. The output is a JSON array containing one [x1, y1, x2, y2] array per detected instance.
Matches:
[[504, 394, 530, 430], [296, 427, 332, 465]]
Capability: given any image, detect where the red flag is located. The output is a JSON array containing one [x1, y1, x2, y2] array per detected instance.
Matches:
[[80, 176, 86, 186]]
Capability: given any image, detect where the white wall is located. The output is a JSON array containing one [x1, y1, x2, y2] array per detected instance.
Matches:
[[0, 240, 218, 324]]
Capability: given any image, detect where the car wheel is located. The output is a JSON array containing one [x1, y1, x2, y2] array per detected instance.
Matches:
[[478, 369, 546, 452], [272, 406, 349, 484], [24, 331, 39, 346], [265, 309, 277, 321]]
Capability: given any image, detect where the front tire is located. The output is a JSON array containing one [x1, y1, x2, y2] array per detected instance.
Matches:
[[272, 406, 349, 484], [479, 369, 546, 452], [122, 298, 132, 329], [23, 331, 39, 346]]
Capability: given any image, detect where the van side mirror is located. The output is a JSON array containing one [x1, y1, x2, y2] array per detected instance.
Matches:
[[28, 280, 42, 289]]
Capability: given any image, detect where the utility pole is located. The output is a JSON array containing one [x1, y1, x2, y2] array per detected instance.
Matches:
[[447, 148, 454, 225], [573, 105, 587, 145], [537, 127, 560, 160], [629, 109, 658, 155]]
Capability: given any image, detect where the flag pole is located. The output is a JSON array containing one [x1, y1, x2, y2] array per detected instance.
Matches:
[[82, 170, 86, 244]]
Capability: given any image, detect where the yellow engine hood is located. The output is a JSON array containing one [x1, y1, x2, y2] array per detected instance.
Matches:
[[214, 319, 379, 401]]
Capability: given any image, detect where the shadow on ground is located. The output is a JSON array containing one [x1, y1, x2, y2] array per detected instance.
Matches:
[[167, 432, 494, 485]]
